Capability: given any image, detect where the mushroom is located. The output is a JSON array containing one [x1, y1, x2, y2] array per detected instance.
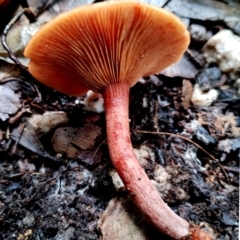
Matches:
[[24, 1, 212, 239]]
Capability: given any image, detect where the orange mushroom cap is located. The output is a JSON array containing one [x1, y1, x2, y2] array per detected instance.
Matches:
[[24, 0, 190, 95], [0, 0, 11, 9]]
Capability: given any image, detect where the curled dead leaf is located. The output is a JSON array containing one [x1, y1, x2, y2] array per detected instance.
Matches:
[[181, 79, 193, 110]]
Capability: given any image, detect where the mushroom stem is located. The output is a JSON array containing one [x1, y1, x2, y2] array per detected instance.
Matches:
[[103, 82, 190, 239]]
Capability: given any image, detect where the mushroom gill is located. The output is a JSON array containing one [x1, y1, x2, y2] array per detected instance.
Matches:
[[24, 0, 189, 93]]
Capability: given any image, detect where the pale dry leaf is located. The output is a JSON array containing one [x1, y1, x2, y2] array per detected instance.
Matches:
[[29, 111, 68, 137], [0, 83, 21, 121], [98, 198, 154, 240], [162, 55, 198, 79], [165, 0, 240, 35], [138, 0, 167, 8], [51, 0, 95, 14]]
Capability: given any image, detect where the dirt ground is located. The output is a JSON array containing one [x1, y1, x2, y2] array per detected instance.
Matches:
[[0, 0, 239, 240]]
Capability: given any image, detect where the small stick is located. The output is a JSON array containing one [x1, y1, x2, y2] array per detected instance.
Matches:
[[92, 139, 107, 161], [34, 0, 53, 17]]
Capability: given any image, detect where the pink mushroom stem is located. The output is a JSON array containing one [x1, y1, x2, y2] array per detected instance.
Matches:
[[103, 82, 190, 239]]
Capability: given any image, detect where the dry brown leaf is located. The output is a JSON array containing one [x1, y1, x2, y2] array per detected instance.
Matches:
[[181, 79, 193, 110], [214, 113, 240, 138], [198, 112, 240, 138], [11, 123, 56, 160], [52, 123, 102, 158]]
